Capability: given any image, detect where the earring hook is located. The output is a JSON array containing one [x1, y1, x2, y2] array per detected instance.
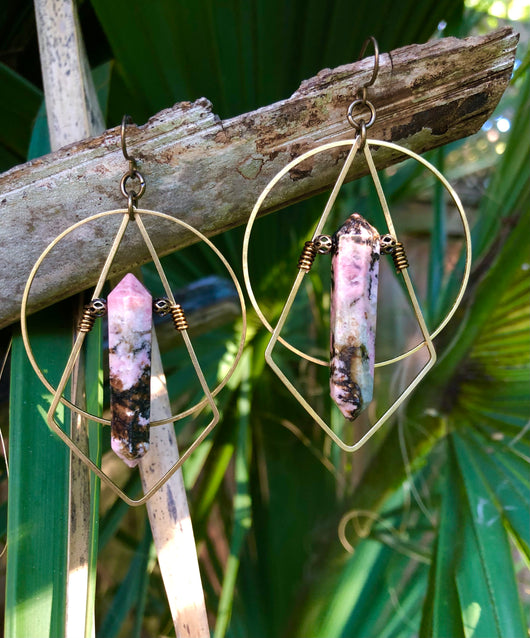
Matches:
[[358, 36, 380, 89], [119, 115, 146, 212], [348, 36, 380, 143], [120, 114, 136, 165]]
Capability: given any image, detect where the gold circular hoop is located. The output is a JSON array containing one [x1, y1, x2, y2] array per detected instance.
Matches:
[[242, 138, 471, 368], [21, 208, 247, 426]]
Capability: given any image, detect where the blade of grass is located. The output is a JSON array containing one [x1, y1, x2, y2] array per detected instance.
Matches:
[[5, 312, 71, 638], [97, 524, 152, 638], [420, 444, 466, 638], [139, 337, 209, 637], [0, 62, 42, 170], [214, 350, 252, 638], [451, 433, 527, 638], [132, 540, 157, 638], [427, 147, 447, 323], [84, 323, 103, 638]]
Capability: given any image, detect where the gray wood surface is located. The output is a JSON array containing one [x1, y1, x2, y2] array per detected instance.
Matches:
[[0, 27, 517, 328]]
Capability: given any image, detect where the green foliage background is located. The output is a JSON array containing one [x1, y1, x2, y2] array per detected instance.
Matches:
[[0, 1, 529, 637]]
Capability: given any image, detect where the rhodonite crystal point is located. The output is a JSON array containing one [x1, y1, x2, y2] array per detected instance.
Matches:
[[107, 273, 152, 467], [330, 213, 380, 420]]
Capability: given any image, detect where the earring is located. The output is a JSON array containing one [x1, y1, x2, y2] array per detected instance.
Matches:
[[21, 116, 246, 506], [242, 37, 471, 452]]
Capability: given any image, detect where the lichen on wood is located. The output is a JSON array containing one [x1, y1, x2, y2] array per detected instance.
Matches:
[[0, 27, 518, 328]]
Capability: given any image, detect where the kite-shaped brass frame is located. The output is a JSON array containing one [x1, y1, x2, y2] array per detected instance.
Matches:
[[21, 207, 246, 506], [242, 137, 471, 451]]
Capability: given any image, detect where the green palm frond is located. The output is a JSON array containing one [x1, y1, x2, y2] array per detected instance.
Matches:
[[4, 1, 529, 636]]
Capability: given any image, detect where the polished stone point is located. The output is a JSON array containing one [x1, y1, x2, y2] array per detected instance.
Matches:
[[330, 213, 380, 420], [107, 273, 152, 467]]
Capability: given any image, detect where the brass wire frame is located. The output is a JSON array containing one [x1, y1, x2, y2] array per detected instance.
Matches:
[[21, 208, 247, 505], [242, 138, 471, 452], [0, 339, 10, 558]]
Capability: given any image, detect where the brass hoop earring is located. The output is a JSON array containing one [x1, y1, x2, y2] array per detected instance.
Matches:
[[21, 117, 247, 506], [242, 38, 471, 452]]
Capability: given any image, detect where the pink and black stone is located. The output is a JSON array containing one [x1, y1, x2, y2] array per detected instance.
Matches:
[[330, 213, 380, 420], [107, 273, 152, 467]]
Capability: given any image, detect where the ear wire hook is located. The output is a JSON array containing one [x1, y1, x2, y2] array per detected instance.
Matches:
[[347, 36, 380, 145], [120, 115, 146, 218], [120, 114, 136, 166], [358, 36, 380, 89]]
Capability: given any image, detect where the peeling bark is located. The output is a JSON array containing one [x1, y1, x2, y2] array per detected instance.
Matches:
[[0, 27, 518, 328]]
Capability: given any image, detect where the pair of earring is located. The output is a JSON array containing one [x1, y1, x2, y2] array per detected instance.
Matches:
[[21, 38, 471, 506]]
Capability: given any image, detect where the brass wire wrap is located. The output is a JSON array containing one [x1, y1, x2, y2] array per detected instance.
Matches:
[[379, 234, 409, 273], [21, 208, 248, 507], [154, 297, 189, 331], [391, 241, 409, 273], [78, 298, 107, 333], [298, 241, 318, 271], [170, 303, 189, 331], [242, 35, 471, 457], [20, 114, 248, 506]]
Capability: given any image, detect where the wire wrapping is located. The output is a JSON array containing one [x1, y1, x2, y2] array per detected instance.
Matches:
[[78, 299, 107, 333], [154, 297, 189, 330], [391, 241, 409, 272], [297, 241, 318, 271], [170, 303, 189, 331]]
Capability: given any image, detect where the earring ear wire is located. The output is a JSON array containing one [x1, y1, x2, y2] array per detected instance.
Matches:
[[242, 38, 471, 452], [20, 116, 247, 506]]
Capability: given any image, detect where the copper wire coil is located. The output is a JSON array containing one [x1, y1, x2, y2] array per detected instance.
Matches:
[[298, 241, 318, 271], [78, 311, 97, 333], [170, 303, 189, 331], [392, 242, 409, 272], [78, 299, 106, 333]]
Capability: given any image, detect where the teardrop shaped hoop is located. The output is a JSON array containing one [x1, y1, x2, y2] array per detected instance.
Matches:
[[242, 138, 472, 369], [21, 208, 247, 427]]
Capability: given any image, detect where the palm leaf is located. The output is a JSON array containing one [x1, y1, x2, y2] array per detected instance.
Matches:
[[0, 62, 42, 170], [6, 313, 71, 637]]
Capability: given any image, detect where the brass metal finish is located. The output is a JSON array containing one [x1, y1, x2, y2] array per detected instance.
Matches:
[[379, 234, 397, 254], [390, 241, 409, 272], [242, 136, 471, 452], [22, 209, 247, 427], [347, 37, 380, 136], [120, 114, 135, 163], [358, 36, 380, 88], [347, 99, 376, 131], [21, 208, 247, 506], [169, 303, 189, 331], [243, 138, 471, 368], [297, 241, 318, 271], [314, 234, 333, 254], [379, 233, 409, 271], [21, 115, 247, 505], [77, 298, 107, 333], [120, 115, 146, 209], [153, 297, 172, 316], [120, 170, 146, 202]]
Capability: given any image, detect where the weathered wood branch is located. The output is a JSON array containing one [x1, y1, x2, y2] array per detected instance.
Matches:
[[0, 27, 517, 328]]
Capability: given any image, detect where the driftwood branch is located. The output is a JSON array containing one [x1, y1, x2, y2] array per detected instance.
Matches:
[[0, 27, 518, 328]]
